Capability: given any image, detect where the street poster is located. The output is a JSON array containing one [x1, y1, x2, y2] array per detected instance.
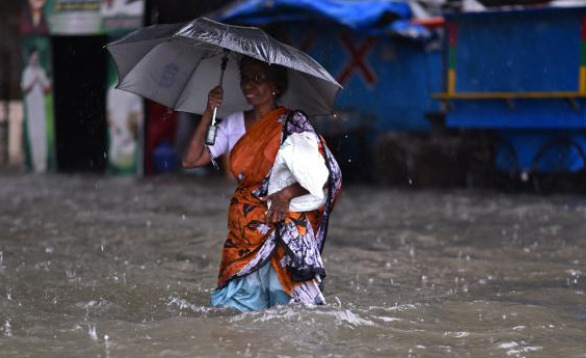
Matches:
[[20, 36, 55, 173], [106, 56, 143, 174]]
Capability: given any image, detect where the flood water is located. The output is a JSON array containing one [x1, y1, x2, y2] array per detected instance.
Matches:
[[0, 172, 585, 357]]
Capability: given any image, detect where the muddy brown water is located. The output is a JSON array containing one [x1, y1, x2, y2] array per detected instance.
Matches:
[[0, 173, 585, 357]]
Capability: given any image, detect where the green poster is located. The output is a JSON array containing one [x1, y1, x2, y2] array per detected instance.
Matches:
[[106, 54, 143, 174], [21, 36, 55, 173], [45, 0, 103, 35], [42, 0, 144, 35], [101, 0, 145, 35]]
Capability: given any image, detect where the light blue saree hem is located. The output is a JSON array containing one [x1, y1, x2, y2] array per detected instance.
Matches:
[[210, 262, 290, 312]]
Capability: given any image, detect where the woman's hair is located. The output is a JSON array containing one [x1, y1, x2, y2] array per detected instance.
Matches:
[[239, 56, 288, 99]]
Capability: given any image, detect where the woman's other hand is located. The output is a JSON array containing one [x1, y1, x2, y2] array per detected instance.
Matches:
[[261, 191, 290, 223], [261, 183, 309, 223], [206, 86, 223, 114]]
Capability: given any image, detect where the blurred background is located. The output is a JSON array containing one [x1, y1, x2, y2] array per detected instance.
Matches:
[[1, 0, 586, 192]]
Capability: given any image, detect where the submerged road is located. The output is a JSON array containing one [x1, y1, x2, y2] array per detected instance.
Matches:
[[0, 173, 585, 357]]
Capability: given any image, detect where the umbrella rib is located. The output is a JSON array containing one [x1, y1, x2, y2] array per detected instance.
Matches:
[[261, 31, 273, 64]]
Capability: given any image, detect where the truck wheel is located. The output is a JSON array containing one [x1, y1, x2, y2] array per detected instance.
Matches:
[[530, 137, 586, 194]]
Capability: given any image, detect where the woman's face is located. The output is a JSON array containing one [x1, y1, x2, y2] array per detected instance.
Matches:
[[239, 60, 276, 107]]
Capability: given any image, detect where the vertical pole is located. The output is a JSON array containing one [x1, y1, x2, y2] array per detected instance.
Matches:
[[578, 14, 586, 95], [139, 0, 155, 176], [0, 21, 9, 167], [447, 21, 457, 95]]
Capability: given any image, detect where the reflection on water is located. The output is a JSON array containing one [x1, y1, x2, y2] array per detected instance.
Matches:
[[0, 173, 585, 357]]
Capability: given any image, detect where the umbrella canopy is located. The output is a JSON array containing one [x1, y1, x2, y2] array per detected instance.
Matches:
[[106, 17, 342, 117]]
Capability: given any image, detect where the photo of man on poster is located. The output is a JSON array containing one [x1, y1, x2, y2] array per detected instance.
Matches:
[[21, 48, 51, 173]]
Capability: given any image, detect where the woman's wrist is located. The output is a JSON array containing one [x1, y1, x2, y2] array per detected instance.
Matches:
[[279, 187, 294, 203], [203, 107, 214, 117]]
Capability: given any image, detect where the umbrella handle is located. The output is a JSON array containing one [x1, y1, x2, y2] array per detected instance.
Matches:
[[219, 52, 229, 86], [205, 119, 218, 146], [204, 53, 229, 146], [211, 106, 218, 126], [205, 107, 219, 145]]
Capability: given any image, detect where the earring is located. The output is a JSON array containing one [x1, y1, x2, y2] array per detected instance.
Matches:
[[272, 91, 276, 96]]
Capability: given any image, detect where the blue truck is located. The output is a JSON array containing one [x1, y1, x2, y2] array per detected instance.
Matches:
[[219, 1, 586, 191], [434, 6, 586, 192]]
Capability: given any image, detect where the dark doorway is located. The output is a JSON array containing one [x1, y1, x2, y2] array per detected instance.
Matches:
[[52, 36, 107, 172]]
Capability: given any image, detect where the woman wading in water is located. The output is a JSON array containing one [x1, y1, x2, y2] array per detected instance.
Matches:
[[182, 56, 342, 312]]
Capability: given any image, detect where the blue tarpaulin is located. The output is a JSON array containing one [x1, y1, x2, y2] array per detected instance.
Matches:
[[217, 0, 429, 39]]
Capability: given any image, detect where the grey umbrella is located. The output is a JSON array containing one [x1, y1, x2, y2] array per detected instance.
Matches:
[[105, 17, 342, 119]]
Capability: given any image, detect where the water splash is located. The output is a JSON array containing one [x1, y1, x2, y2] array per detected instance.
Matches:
[[229, 305, 376, 328], [166, 297, 213, 314], [497, 341, 542, 357], [66, 269, 76, 279], [444, 331, 470, 338], [104, 334, 111, 358]]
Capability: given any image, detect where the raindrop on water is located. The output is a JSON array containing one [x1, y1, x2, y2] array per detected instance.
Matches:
[[3, 320, 12, 337], [88, 325, 98, 342], [66, 269, 76, 279], [104, 334, 111, 358]]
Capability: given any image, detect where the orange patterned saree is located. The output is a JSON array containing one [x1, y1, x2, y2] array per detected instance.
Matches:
[[216, 107, 342, 302]]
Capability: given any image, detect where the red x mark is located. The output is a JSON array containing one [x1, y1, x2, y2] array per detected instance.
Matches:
[[338, 33, 377, 86]]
